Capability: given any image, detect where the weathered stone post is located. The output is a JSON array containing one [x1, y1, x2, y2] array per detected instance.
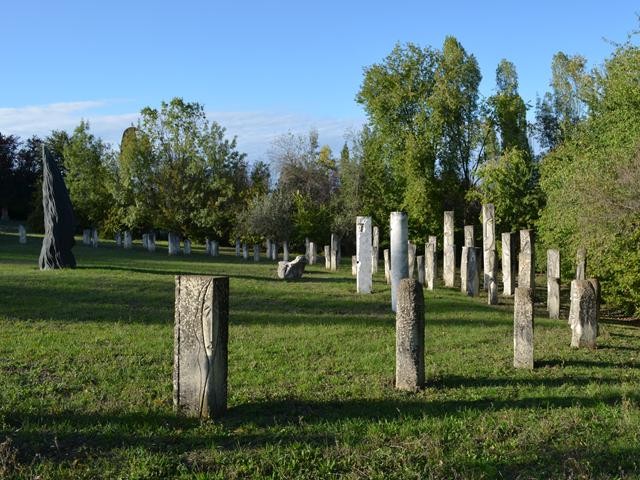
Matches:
[[463, 247, 479, 297], [91, 228, 99, 248], [253, 244, 260, 262], [443, 211, 455, 287], [266, 239, 272, 259], [356, 216, 373, 294], [482, 204, 496, 289], [330, 233, 339, 271], [235, 238, 241, 257], [148, 232, 156, 252], [372, 225, 379, 274], [242, 243, 248, 260], [168, 233, 180, 255], [205, 239, 211, 255], [460, 246, 468, 293], [18, 225, 27, 244], [115, 232, 122, 247], [390, 212, 409, 312], [417, 256, 425, 285], [384, 248, 391, 285], [324, 245, 331, 269], [308, 242, 316, 264], [487, 250, 498, 305], [183, 239, 192, 255], [124, 231, 132, 249], [518, 229, 535, 291], [83, 229, 91, 245], [351, 255, 357, 276], [428, 236, 438, 280], [174, 275, 228, 418], [408, 242, 417, 279], [576, 247, 587, 280], [501, 233, 514, 296], [547, 249, 560, 319], [283, 240, 289, 262], [588, 277, 601, 329], [143, 233, 149, 250], [464, 225, 474, 247], [513, 287, 534, 369], [425, 242, 436, 291], [211, 240, 219, 257], [271, 241, 277, 261], [568, 280, 597, 348], [395, 279, 425, 391]]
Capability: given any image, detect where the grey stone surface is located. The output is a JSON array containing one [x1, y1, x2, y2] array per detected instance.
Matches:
[[428, 236, 438, 281], [147, 232, 156, 252], [547, 249, 560, 319], [205, 238, 211, 255], [417, 255, 425, 285], [115, 232, 122, 247], [143, 233, 149, 249], [253, 244, 260, 262], [372, 226, 379, 274], [324, 245, 331, 269], [242, 243, 248, 260], [460, 246, 468, 293], [568, 280, 597, 348], [173, 275, 228, 418], [183, 239, 192, 255], [168, 232, 180, 255], [235, 238, 241, 257], [464, 247, 479, 297], [501, 232, 514, 296], [283, 240, 290, 262], [395, 279, 425, 391], [513, 287, 534, 369], [91, 228, 99, 248], [308, 242, 316, 264], [352, 255, 357, 276], [408, 242, 416, 279], [277, 255, 308, 280], [482, 204, 496, 289], [519, 230, 535, 290], [271, 241, 277, 261], [39, 146, 76, 270], [425, 243, 435, 291], [576, 248, 587, 280], [390, 212, 409, 312], [464, 225, 474, 247], [18, 225, 26, 244], [588, 277, 601, 330], [83, 229, 91, 245], [486, 250, 498, 305], [211, 240, 219, 257], [443, 211, 454, 286], [330, 233, 339, 271], [266, 239, 272, 259], [384, 248, 391, 285], [356, 216, 373, 294], [124, 231, 132, 249]]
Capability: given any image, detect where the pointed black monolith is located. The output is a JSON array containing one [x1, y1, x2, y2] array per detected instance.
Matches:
[[39, 146, 76, 269]]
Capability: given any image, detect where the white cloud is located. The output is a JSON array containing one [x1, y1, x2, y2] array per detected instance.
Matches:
[[0, 100, 365, 161]]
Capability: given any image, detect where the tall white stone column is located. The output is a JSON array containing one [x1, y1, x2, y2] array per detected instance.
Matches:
[[443, 211, 455, 287], [356, 216, 373, 294], [390, 212, 409, 312], [482, 204, 495, 290]]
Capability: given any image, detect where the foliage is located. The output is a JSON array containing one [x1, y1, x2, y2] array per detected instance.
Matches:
[[235, 188, 295, 244]]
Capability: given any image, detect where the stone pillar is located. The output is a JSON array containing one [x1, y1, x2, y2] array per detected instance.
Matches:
[[174, 275, 228, 418], [235, 238, 241, 257], [205, 239, 211, 255], [283, 241, 289, 262], [83, 229, 91, 245], [91, 228, 99, 248], [351, 256, 357, 276], [324, 245, 331, 269], [513, 287, 534, 369], [408, 242, 416, 279], [443, 211, 455, 287], [487, 250, 498, 305], [428, 236, 438, 281], [253, 244, 260, 262], [308, 242, 316, 265], [115, 232, 122, 247], [356, 216, 373, 294], [390, 212, 409, 312], [168, 232, 180, 255], [463, 246, 479, 297], [124, 231, 132, 249], [482, 204, 496, 289], [18, 225, 27, 244], [330, 233, 339, 271], [148, 233, 156, 252], [417, 256, 425, 285], [384, 248, 391, 285], [576, 247, 587, 280], [266, 239, 272, 259], [395, 279, 425, 391], [501, 233, 514, 296], [568, 280, 597, 348], [242, 243, 248, 260], [211, 241, 220, 257], [305, 237, 310, 259], [183, 239, 192, 255], [425, 243, 435, 291], [372, 225, 379, 274], [464, 225, 474, 247], [547, 249, 560, 319], [460, 246, 468, 293], [271, 241, 277, 261], [143, 233, 149, 250], [518, 229, 535, 291]]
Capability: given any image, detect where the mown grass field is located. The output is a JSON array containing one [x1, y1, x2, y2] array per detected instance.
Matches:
[[1, 230, 639, 479]]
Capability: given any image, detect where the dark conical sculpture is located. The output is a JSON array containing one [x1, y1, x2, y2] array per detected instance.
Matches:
[[39, 145, 76, 269]]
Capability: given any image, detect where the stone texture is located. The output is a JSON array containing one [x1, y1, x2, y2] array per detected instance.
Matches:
[[356, 216, 373, 294], [460, 246, 468, 293], [266, 239, 272, 259], [168, 232, 180, 255], [271, 241, 277, 261], [183, 239, 192, 255], [519, 230, 535, 291], [425, 243, 435, 291], [547, 249, 560, 319], [482, 204, 496, 289], [173, 275, 228, 418], [486, 250, 498, 305], [463, 247, 479, 297], [283, 241, 289, 262], [390, 212, 409, 312], [324, 245, 331, 269], [408, 242, 416, 279], [417, 256, 425, 285], [39, 146, 76, 270], [372, 226, 379, 274], [428, 236, 438, 281], [147, 232, 156, 252], [242, 243, 248, 260], [568, 280, 597, 348], [253, 244, 260, 262], [210, 240, 219, 257], [395, 279, 425, 391], [352, 255, 357, 276], [588, 277, 601, 330], [124, 231, 132, 249], [143, 233, 149, 249], [513, 287, 534, 369], [308, 242, 316, 264], [277, 255, 307, 280], [18, 225, 26, 244], [83, 229, 91, 245], [464, 225, 474, 247], [501, 232, 515, 296], [384, 248, 391, 285], [330, 233, 339, 271], [443, 211, 455, 287], [576, 248, 587, 280], [91, 228, 99, 248], [115, 232, 122, 247], [235, 238, 241, 257]]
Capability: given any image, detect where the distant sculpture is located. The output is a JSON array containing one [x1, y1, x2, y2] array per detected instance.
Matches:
[[39, 146, 76, 269]]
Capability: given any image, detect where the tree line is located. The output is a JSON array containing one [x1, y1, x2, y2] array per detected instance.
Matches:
[[2, 30, 639, 313]]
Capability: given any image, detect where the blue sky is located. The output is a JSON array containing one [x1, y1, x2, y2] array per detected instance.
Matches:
[[1, 1, 637, 161]]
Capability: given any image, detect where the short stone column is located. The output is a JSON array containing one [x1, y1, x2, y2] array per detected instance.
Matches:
[[124, 231, 132, 249], [547, 249, 560, 319], [174, 275, 228, 418], [416, 255, 425, 285], [18, 225, 27, 244], [168, 232, 180, 255], [115, 232, 122, 247], [390, 212, 409, 312], [211, 240, 220, 257], [588, 277, 601, 329], [487, 250, 498, 305], [143, 233, 149, 250], [502, 232, 515, 296], [253, 244, 260, 262], [324, 245, 331, 269], [235, 238, 241, 257], [242, 243, 248, 260], [271, 241, 277, 261], [308, 242, 316, 264], [91, 228, 99, 248], [82, 229, 91, 245], [482, 204, 495, 289], [425, 243, 435, 291], [384, 248, 391, 285], [395, 279, 425, 391], [183, 239, 192, 255], [576, 248, 587, 280], [148, 233, 156, 252], [283, 240, 289, 262], [460, 246, 469, 293], [443, 211, 455, 287], [464, 225, 474, 247], [518, 230, 535, 290], [568, 280, 597, 348], [351, 255, 357, 276], [372, 225, 379, 274], [428, 236, 438, 281], [330, 233, 339, 271], [266, 239, 272, 259], [463, 247, 479, 297], [513, 287, 534, 369], [408, 242, 416, 279], [356, 216, 373, 294]]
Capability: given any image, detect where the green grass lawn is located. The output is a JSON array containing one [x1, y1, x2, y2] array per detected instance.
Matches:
[[1, 231, 639, 479]]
